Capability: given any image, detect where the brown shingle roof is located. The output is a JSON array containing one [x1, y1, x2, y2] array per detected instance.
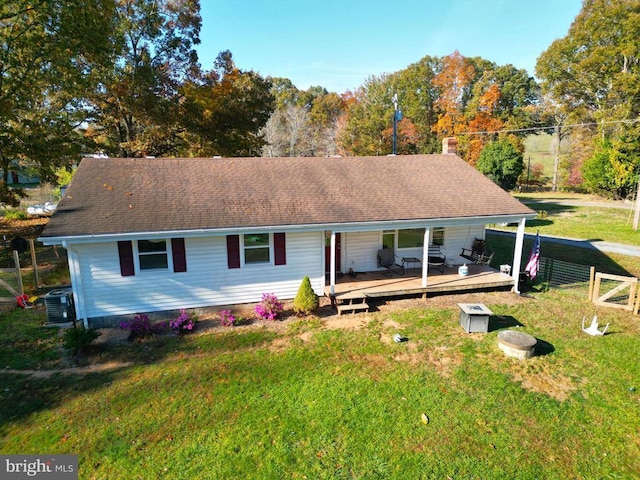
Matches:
[[40, 155, 535, 238]]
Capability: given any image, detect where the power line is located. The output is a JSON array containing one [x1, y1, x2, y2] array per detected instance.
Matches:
[[456, 117, 640, 136]]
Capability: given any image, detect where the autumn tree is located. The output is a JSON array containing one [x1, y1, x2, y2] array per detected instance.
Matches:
[[372, 57, 442, 154], [262, 84, 344, 157], [337, 53, 537, 160], [262, 105, 311, 157], [180, 51, 274, 157], [337, 81, 390, 156], [269, 77, 302, 109], [536, 0, 640, 196], [582, 130, 638, 199], [337, 74, 425, 156], [464, 83, 504, 164], [489, 64, 539, 128], [307, 91, 344, 156], [381, 118, 420, 154], [86, 0, 202, 158], [0, 0, 116, 204], [432, 51, 476, 141]]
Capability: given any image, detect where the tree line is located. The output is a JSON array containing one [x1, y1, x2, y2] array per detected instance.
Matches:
[[1, 0, 638, 205]]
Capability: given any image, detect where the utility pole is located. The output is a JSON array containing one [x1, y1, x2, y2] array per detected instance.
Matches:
[[552, 124, 560, 192], [391, 93, 402, 155], [392, 93, 398, 155]]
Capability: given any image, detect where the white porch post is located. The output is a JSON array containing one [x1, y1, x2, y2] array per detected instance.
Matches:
[[512, 218, 526, 294], [330, 230, 336, 295], [421, 227, 431, 287]]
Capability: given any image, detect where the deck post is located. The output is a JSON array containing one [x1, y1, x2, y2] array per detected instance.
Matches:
[[512, 218, 526, 294], [421, 227, 430, 287], [330, 230, 336, 295]]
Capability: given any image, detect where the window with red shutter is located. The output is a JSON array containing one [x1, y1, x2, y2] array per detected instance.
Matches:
[[118, 241, 135, 276], [172, 238, 187, 272], [227, 235, 241, 269], [274, 233, 286, 265]]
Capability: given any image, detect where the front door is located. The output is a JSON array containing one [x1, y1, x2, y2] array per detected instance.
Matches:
[[324, 232, 341, 274]]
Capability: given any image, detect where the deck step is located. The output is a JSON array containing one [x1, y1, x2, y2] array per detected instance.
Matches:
[[337, 297, 369, 315]]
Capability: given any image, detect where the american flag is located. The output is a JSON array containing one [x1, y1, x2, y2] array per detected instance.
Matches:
[[525, 233, 541, 280]]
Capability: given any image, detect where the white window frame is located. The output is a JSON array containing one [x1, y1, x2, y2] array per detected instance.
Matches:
[[432, 227, 445, 246], [397, 228, 425, 249], [381, 227, 445, 250], [134, 239, 173, 273], [242, 233, 272, 266]]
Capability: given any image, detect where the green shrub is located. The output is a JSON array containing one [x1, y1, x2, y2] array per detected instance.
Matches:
[[3, 209, 28, 220], [63, 326, 100, 354], [293, 276, 319, 315], [477, 139, 524, 191]]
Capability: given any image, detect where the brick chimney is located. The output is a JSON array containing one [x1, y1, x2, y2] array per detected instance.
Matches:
[[442, 137, 458, 155]]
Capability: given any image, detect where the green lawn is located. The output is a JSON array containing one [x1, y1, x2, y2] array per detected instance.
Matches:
[[514, 199, 638, 245], [1, 287, 640, 479]]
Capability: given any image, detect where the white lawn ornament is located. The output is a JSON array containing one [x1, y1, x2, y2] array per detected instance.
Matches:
[[581, 315, 609, 336]]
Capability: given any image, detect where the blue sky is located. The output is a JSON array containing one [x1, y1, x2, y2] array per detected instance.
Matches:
[[197, 0, 582, 93]]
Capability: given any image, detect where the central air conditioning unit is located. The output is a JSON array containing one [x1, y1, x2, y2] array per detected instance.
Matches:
[[44, 288, 76, 323]]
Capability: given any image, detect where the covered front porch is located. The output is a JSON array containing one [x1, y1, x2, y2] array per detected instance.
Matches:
[[324, 263, 515, 302], [323, 218, 529, 313]]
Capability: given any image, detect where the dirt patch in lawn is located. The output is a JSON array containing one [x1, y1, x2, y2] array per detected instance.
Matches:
[[2, 361, 133, 378], [510, 361, 582, 402], [391, 346, 463, 378]]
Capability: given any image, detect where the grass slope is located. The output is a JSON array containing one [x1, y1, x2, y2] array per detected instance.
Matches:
[[1, 290, 639, 479]]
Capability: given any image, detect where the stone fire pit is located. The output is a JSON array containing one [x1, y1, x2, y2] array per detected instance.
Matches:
[[497, 330, 537, 359]]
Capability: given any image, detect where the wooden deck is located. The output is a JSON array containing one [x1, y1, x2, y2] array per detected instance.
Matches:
[[325, 264, 515, 301]]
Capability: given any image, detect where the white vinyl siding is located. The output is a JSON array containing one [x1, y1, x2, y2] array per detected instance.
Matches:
[[342, 231, 381, 272], [342, 226, 486, 273], [444, 225, 486, 262], [69, 231, 324, 320]]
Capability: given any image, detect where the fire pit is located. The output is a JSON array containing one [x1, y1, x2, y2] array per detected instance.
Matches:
[[458, 303, 493, 333], [497, 330, 537, 359]]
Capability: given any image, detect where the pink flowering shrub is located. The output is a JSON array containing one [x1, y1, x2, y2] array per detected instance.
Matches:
[[220, 310, 235, 327], [169, 309, 196, 334], [255, 293, 284, 320], [119, 313, 154, 338]]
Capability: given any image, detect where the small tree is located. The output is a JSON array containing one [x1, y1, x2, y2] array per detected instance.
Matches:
[[477, 139, 524, 191], [293, 276, 319, 315]]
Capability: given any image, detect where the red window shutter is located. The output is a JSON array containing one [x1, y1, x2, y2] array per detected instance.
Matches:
[[227, 235, 240, 269], [171, 238, 187, 272], [274, 232, 286, 265], [117, 241, 135, 276]]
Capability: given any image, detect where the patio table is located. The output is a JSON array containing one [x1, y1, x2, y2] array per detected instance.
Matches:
[[402, 257, 422, 270]]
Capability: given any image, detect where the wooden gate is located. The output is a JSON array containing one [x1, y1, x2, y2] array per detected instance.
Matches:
[[0, 250, 23, 303], [589, 271, 640, 315]]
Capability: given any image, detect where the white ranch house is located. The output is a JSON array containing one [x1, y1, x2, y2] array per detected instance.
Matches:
[[39, 140, 536, 327]]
